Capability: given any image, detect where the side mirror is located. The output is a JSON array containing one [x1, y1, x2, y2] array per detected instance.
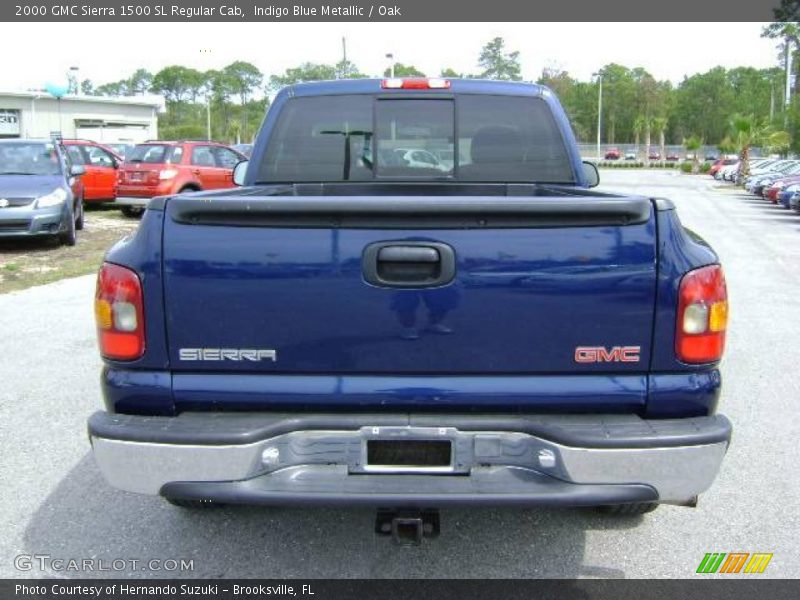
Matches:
[[232, 160, 248, 186], [582, 161, 599, 188], [70, 165, 86, 177]]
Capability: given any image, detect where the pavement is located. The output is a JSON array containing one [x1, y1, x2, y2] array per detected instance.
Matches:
[[0, 169, 798, 578]]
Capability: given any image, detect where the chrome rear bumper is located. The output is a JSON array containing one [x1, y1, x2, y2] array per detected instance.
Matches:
[[89, 412, 731, 507]]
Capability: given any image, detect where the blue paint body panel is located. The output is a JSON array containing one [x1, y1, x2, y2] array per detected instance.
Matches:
[[171, 373, 647, 412], [161, 217, 658, 375]]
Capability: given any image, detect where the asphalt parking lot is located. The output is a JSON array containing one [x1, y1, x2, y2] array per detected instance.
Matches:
[[1, 169, 798, 578]]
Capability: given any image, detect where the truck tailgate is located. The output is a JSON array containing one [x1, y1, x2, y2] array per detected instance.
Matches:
[[161, 195, 657, 381]]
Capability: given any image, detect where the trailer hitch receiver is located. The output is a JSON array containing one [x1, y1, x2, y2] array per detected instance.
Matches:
[[375, 509, 440, 545]]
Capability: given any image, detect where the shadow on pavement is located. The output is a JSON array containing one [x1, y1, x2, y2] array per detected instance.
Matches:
[[23, 453, 645, 578]]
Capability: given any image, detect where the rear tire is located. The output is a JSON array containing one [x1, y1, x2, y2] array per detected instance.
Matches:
[[165, 497, 223, 509], [121, 205, 145, 218], [75, 197, 84, 231], [58, 210, 77, 246], [596, 502, 659, 516]]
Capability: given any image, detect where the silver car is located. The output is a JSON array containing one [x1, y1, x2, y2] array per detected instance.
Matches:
[[0, 139, 85, 246]]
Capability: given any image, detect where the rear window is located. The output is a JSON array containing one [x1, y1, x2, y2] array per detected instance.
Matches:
[[256, 94, 574, 184], [127, 144, 180, 164]]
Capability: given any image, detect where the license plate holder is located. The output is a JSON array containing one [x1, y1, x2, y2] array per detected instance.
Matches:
[[366, 439, 452, 471]]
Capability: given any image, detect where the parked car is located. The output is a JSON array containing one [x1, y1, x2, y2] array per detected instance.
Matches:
[[106, 143, 136, 160], [665, 152, 680, 161], [746, 161, 800, 194], [763, 174, 800, 202], [648, 149, 661, 160], [704, 153, 718, 161], [777, 184, 799, 208], [624, 149, 637, 160], [709, 158, 737, 177], [88, 79, 732, 539], [115, 141, 247, 217], [0, 138, 85, 245], [395, 148, 450, 171], [790, 192, 800, 213], [63, 140, 123, 204], [604, 147, 621, 160], [231, 143, 254, 157]]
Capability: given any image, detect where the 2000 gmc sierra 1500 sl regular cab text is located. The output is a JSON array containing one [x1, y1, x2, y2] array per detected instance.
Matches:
[[88, 78, 731, 542]]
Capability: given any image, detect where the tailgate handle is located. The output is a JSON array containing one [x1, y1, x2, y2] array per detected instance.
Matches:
[[378, 246, 439, 263], [364, 242, 456, 288]]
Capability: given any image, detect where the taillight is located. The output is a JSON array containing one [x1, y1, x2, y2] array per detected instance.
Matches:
[[95, 262, 145, 360], [381, 78, 451, 89], [675, 264, 728, 363]]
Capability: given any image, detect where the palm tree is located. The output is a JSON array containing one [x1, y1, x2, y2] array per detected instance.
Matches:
[[652, 117, 668, 165], [644, 116, 652, 167], [718, 136, 737, 157], [684, 136, 703, 174], [633, 115, 646, 158], [731, 114, 761, 181]]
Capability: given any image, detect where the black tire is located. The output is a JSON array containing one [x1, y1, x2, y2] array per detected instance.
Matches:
[[178, 186, 200, 194], [596, 502, 659, 516], [164, 497, 223, 509], [75, 197, 84, 231], [121, 205, 145, 218], [59, 209, 77, 246]]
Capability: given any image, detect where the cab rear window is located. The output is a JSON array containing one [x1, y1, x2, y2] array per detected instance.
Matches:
[[256, 94, 575, 184]]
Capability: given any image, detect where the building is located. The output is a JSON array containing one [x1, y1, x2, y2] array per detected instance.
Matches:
[[0, 91, 165, 143]]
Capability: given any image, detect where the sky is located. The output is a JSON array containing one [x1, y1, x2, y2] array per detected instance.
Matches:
[[0, 22, 783, 91]]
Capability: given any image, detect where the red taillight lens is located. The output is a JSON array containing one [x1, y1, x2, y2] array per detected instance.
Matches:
[[95, 262, 145, 360], [381, 78, 451, 90], [676, 264, 728, 363]]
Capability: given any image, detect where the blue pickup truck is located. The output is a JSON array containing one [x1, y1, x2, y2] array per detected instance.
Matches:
[[88, 78, 731, 541]]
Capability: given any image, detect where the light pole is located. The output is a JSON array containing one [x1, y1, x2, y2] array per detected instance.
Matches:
[[385, 53, 395, 78], [200, 48, 212, 141], [593, 70, 603, 161], [69, 66, 80, 95]]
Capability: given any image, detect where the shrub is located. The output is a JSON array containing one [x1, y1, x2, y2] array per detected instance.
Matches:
[[680, 162, 693, 173], [701, 162, 712, 173]]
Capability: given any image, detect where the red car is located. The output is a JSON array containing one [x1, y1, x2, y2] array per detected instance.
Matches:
[[765, 175, 800, 202], [665, 152, 680, 161], [708, 158, 738, 177], [648, 149, 661, 160], [604, 147, 621, 160], [62, 140, 123, 203], [115, 141, 247, 217]]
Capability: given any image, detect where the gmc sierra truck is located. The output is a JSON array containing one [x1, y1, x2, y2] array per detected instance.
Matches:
[[88, 78, 731, 542]]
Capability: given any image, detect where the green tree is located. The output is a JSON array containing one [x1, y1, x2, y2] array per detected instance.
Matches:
[[440, 67, 462, 78], [127, 69, 153, 95], [717, 136, 737, 155], [335, 59, 366, 79], [269, 62, 338, 90], [730, 114, 782, 180], [652, 116, 669, 164], [632, 115, 646, 153], [384, 63, 425, 78], [80, 79, 95, 95], [683, 136, 703, 174], [151, 66, 205, 103], [477, 37, 522, 81], [222, 61, 263, 140], [95, 80, 128, 96], [674, 67, 735, 143]]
